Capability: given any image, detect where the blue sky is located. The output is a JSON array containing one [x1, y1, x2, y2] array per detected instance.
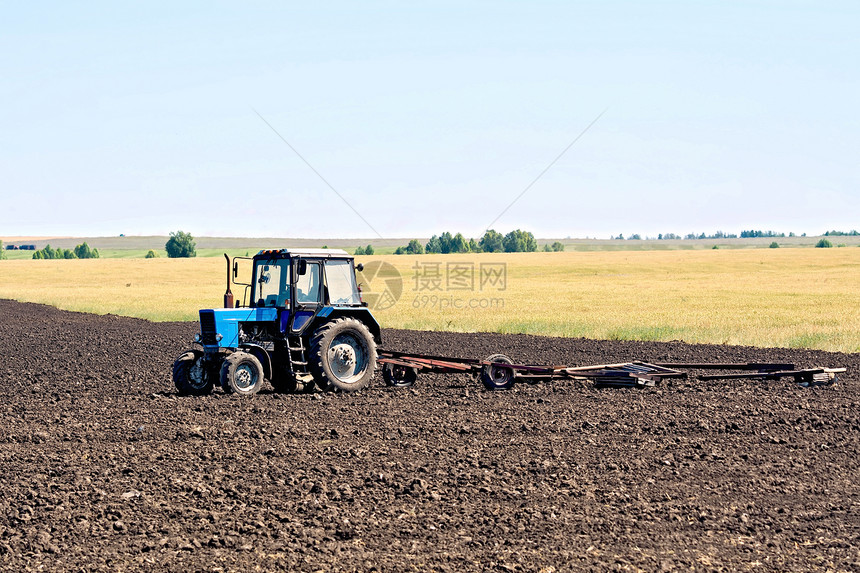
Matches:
[[1, 1, 857, 239]]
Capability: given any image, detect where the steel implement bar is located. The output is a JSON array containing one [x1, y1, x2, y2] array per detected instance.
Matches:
[[656, 362, 795, 372], [700, 367, 846, 381]]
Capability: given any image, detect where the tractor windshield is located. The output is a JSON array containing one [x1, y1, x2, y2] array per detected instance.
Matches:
[[325, 259, 361, 305], [253, 258, 290, 307]]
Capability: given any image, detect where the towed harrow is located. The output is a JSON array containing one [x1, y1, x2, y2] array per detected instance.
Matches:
[[377, 350, 846, 391]]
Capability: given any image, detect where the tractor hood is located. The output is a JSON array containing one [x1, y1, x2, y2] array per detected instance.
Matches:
[[198, 307, 278, 349]]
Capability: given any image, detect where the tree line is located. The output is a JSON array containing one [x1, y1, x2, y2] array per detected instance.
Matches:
[[32, 242, 100, 259], [615, 230, 810, 240], [384, 230, 563, 255]]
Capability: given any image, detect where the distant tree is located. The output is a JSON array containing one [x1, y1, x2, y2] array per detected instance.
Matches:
[[354, 246, 366, 256], [439, 231, 455, 253], [145, 249, 159, 258], [479, 230, 504, 253], [543, 244, 552, 252], [815, 238, 833, 248], [551, 241, 565, 252], [321, 245, 328, 249], [450, 233, 469, 253], [0, 240, 5, 260], [629, 234, 642, 240], [165, 231, 196, 258], [425, 235, 442, 254], [73, 242, 99, 259], [364, 244, 374, 256], [712, 245, 719, 249], [524, 231, 538, 252], [406, 239, 424, 255], [503, 230, 538, 253], [769, 242, 779, 249], [393, 246, 406, 255]]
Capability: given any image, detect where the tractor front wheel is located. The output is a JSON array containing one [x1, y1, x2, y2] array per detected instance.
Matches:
[[310, 318, 377, 392], [173, 351, 215, 396], [220, 351, 265, 396]]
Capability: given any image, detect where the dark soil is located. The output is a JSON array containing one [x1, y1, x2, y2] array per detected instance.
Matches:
[[1, 299, 858, 572]]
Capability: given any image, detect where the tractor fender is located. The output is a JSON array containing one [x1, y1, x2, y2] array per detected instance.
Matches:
[[238, 343, 273, 381], [311, 307, 382, 344]]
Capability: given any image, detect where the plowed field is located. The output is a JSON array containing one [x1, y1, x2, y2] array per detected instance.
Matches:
[[1, 300, 858, 571]]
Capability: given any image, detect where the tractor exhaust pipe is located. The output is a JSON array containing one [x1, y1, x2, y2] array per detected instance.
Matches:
[[223, 253, 234, 308]]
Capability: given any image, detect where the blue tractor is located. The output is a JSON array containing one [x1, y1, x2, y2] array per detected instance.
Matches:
[[172, 249, 380, 396]]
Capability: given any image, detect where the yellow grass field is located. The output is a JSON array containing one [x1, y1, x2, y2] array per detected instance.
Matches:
[[1, 249, 858, 352]]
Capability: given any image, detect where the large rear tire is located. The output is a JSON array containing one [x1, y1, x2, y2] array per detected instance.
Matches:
[[173, 350, 215, 396], [310, 318, 377, 392], [220, 351, 265, 396]]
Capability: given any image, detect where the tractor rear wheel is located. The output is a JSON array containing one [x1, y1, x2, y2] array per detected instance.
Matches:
[[220, 351, 264, 396], [310, 318, 377, 392], [481, 354, 516, 390], [173, 351, 214, 396]]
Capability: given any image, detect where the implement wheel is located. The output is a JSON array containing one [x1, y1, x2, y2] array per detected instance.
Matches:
[[481, 354, 515, 390], [220, 351, 264, 396], [382, 363, 418, 388], [310, 318, 377, 392], [173, 350, 215, 396]]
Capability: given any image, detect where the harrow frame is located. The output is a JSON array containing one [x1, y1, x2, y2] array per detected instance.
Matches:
[[377, 351, 845, 390]]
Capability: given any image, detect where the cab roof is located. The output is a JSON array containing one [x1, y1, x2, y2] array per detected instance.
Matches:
[[255, 248, 351, 258]]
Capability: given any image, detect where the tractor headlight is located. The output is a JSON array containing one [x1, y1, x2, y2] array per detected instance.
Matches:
[[193, 333, 201, 343], [216, 334, 223, 342]]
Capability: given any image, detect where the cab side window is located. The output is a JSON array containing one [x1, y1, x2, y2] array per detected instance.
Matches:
[[296, 262, 321, 304]]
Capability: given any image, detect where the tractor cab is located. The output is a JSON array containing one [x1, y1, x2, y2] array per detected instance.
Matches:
[[248, 249, 362, 311], [243, 249, 369, 338]]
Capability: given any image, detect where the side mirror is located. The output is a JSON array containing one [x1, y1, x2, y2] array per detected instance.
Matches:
[[233, 261, 239, 279], [297, 259, 307, 276], [356, 263, 364, 272]]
